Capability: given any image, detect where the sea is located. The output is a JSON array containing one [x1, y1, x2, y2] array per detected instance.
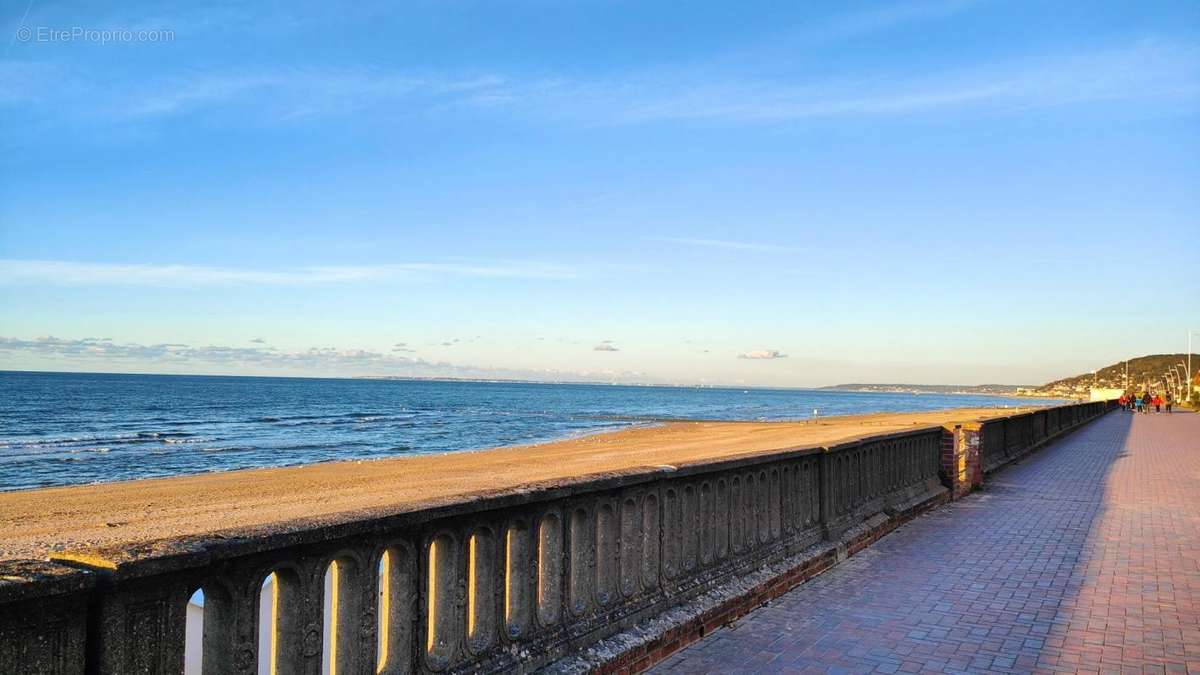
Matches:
[[0, 371, 1062, 492]]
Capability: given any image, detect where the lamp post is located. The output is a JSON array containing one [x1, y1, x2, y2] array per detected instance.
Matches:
[[1190, 331, 1200, 403]]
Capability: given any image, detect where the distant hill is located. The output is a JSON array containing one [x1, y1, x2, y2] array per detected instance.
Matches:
[[1030, 354, 1199, 397], [827, 354, 1200, 400], [822, 383, 1027, 395]]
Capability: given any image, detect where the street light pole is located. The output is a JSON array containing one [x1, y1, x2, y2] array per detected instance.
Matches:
[[1190, 331, 1200, 403]]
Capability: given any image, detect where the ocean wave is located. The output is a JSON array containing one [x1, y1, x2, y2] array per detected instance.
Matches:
[[248, 414, 330, 423], [159, 419, 225, 426], [272, 415, 415, 427], [274, 441, 372, 451], [277, 418, 350, 427], [58, 448, 110, 461], [11, 436, 134, 449], [8, 429, 200, 449]]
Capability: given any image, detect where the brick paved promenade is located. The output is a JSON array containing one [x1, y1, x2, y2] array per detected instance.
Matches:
[[650, 411, 1200, 674]]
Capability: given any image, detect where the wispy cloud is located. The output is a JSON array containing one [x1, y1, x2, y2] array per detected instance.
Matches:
[[0, 259, 579, 287], [797, 0, 986, 45], [0, 335, 662, 383], [0, 60, 60, 105], [739, 349, 788, 360], [594, 340, 619, 352], [5, 40, 1195, 130], [598, 41, 1200, 125], [119, 69, 505, 119], [0, 335, 448, 375], [649, 237, 797, 253]]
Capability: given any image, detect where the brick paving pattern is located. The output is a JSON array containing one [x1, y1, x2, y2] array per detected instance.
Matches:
[[649, 411, 1200, 674]]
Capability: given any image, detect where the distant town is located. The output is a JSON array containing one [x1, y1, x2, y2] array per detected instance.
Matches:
[[821, 383, 1027, 396], [1013, 353, 1199, 400], [824, 354, 1200, 403]]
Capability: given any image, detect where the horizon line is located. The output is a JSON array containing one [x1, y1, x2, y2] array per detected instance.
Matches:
[[0, 367, 1054, 393]]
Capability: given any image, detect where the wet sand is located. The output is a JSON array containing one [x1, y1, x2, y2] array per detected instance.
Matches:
[[0, 406, 1032, 560]]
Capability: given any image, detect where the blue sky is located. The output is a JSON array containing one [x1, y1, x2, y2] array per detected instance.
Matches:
[[1, 0, 1198, 386]]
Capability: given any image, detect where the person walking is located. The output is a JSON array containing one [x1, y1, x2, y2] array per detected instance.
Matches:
[[1152, 393, 1163, 413], [1135, 393, 1145, 413], [1166, 392, 1174, 413], [1142, 392, 1153, 414]]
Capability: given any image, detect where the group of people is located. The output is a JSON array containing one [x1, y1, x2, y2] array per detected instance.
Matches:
[[1119, 391, 1173, 413]]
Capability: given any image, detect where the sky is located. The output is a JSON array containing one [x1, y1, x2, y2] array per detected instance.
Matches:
[[1, 0, 1198, 387]]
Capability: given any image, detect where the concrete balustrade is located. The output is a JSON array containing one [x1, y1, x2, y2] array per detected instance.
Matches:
[[975, 401, 1107, 475], [0, 400, 1115, 675]]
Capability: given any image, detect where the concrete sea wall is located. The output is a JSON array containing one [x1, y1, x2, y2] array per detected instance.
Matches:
[[0, 400, 1114, 674]]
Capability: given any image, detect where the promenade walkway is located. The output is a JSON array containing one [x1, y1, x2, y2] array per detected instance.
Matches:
[[650, 411, 1200, 674]]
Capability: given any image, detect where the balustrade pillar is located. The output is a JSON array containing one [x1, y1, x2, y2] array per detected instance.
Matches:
[[0, 561, 93, 675], [940, 424, 982, 500]]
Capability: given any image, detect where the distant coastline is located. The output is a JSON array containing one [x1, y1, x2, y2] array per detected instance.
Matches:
[[360, 375, 1047, 394], [0, 369, 1041, 393], [820, 383, 1044, 397]]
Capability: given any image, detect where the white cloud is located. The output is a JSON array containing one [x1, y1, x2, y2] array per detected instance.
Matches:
[[594, 342, 619, 352], [739, 349, 788, 360], [0, 335, 395, 369], [0, 335, 663, 383], [0, 259, 579, 287]]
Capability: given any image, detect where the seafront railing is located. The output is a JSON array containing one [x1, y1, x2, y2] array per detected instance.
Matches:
[[0, 400, 1114, 675], [975, 401, 1100, 474]]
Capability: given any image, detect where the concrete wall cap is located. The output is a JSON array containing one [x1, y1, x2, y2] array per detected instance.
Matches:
[[0, 559, 96, 603]]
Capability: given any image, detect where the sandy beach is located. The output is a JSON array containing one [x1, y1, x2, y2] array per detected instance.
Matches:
[[0, 406, 1032, 561]]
